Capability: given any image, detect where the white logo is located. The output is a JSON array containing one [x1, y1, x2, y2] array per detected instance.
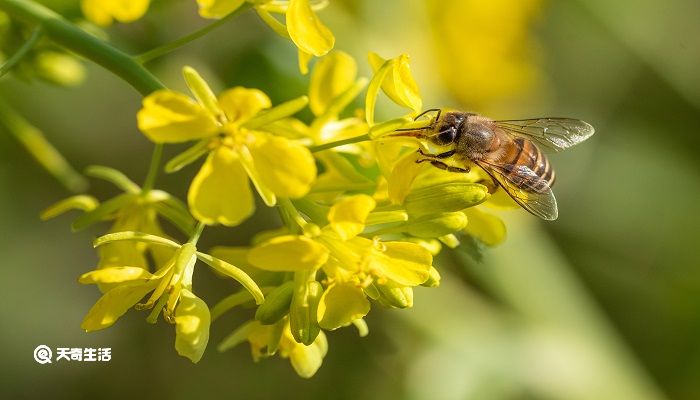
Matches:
[[34, 345, 53, 364]]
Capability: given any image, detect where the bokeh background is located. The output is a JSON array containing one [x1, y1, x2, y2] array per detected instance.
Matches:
[[1, 0, 699, 399]]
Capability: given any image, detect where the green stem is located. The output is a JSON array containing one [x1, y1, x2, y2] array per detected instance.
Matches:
[[188, 221, 206, 245], [308, 133, 371, 153], [0, 0, 164, 95], [278, 198, 307, 232], [141, 143, 163, 192], [135, 3, 253, 64], [0, 96, 87, 192], [0, 24, 43, 77]]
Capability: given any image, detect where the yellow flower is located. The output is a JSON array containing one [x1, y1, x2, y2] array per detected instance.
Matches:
[[195, 0, 335, 74], [247, 195, 434, 330], [81, 0, 150, 26], [137, 66, 316, 226], [41, 166, 195, 291], [80, 232, 264, 363], [219, 318, 327, 378], [368, 52, 422, 115]]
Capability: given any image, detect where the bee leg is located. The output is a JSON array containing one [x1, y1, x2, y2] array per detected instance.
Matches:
[[416, 157, 471, 173], [417, 149, 456, 159], [432, 161, 470, 173]]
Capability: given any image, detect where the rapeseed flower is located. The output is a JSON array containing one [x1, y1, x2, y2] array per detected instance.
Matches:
[[196, 0, 335, 73], [137, 66, 316, 226], [81, 0, 150, 26], [41, 166, 195, 290], [80, 231, 264, 363], [247, 195, 434, 331], [218, 317, 328, 378]]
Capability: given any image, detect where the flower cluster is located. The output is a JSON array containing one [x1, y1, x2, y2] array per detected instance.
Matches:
[[80, 0, 334, 73], [28, 0, 511, 379]]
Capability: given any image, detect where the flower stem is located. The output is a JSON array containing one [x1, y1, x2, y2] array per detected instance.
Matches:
[[0, 96, 87, 192], [141, 143, 163, 192], [188, 221, 206, 245], [135, 3, 253, 64], [279, 198, 307, 233], [308, 134, 371, 153], [0, 24, 43, 77], [0, 0, 164, 95]]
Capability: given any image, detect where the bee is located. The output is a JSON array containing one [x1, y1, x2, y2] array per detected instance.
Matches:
[[393, 109, 595, 220]]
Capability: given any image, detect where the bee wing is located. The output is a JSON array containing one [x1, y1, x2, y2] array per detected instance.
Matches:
[[476, 160, 558, 220], [493, 118, 594, 152]]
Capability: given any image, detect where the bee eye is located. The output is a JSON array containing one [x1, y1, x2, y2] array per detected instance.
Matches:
[[434, 127, 457, 145]]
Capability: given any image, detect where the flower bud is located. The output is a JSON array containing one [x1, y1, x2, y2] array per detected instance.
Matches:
[[255, 281, 295, 325], [377, 284, 413, 309], [404, 212, 468, 238], [290, 280, 323, 345], [421, 266, 441, 287], [34, 51, 85, 87], [404, 182, 488, 216]]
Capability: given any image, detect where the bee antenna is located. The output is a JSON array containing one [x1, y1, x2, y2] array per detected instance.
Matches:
[[394, 126, 431, 132], [414, 108, 441, 121]]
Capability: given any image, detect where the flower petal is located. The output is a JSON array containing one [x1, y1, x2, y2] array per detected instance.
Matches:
[[109, 0, 150, 23], [196, 0, 245, 19], [79, 267, 154, 284], [309, 51, 357, 116], [81, 280, 158, 332], [81, 0, 150, 26], [81, 0, 112, 26], [188, 147, 255, 226], [280, 328, 328, 378], [327, 195, 376, 240], [317, 282, 370, 330], [287, 0, 335, 56], [387, 151, 424, 204], [248, 135, 316, 198], [463, 207, 507, 246], [367, 240, 432, 286], [137, 90, 218, 143], [298, 48, 313, 75], [174, 289, 211, 363], [248, 235, 329, 271], [368, 52, 422, 112], [218, 87, 271, 125]]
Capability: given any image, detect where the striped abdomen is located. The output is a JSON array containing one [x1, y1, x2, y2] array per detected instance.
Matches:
[[494, 137, 555, 193]]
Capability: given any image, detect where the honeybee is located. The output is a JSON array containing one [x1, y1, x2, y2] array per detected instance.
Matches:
[[393, 109, 595, 220]]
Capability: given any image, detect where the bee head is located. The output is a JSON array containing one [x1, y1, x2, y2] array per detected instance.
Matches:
[[428, 112, 466, 146]]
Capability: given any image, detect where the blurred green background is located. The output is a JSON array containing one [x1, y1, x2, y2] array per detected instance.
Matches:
[[1, 0, 699, 399]]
